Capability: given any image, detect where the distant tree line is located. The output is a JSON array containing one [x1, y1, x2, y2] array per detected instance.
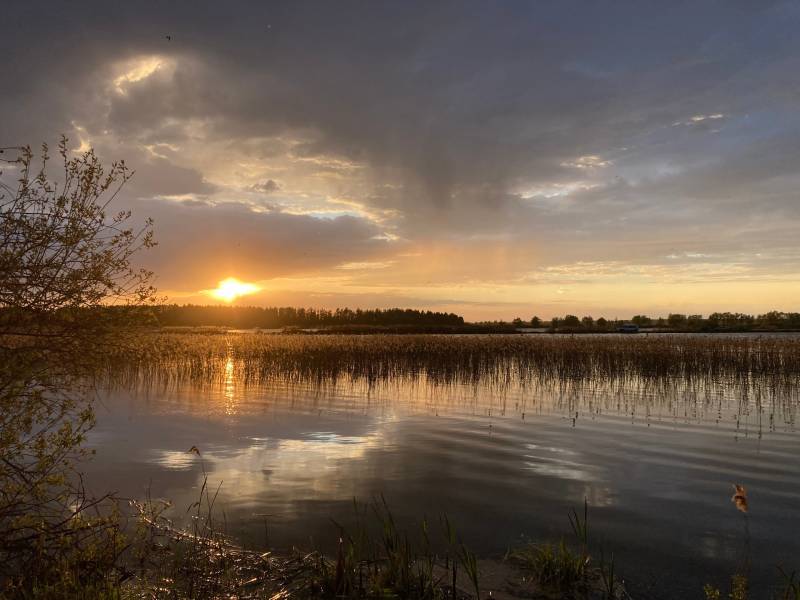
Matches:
[[19, 304, 798, 332], [519, 311, 800, 332], [150, 304, 465, 329]]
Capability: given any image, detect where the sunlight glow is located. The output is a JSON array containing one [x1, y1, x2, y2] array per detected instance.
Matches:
[[208, 278, 261, 302], [113, 56, 169, 94]]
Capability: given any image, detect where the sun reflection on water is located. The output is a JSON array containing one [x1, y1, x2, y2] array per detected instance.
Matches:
[[223, 356, 237, 415]]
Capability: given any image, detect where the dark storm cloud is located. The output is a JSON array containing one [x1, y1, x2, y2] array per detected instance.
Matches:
[[3, 0, 800, 295]]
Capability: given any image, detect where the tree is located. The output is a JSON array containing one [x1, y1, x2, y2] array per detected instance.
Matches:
[[563, 314, 580, 328], [0, 138, 156, 591], [786, 313, 800, 329], [687, 314, 704, 329], [667, 313, 687, 329], [530, 316, 541, 328], [581, 316, 594, 328], [706, 312, 754, 330]]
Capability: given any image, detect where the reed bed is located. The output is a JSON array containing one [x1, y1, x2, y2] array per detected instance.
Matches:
[[95, 332, 800, 431], [107, 332, 800, 393]]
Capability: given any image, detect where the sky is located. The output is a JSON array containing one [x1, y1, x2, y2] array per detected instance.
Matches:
[[3, 1, 800, 320]]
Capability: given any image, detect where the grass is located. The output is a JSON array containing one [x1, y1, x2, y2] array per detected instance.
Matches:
[[777, 567, 800, 599], [511, 538, 590, 593], [108, 448, 489, 600], [123, 491, 638, 599], [702, 567, 800, 600], [123, 490, 491, 599], [7, 475, 798, 599], [288, 496, 488, 599], [506, 499, 624, 599]]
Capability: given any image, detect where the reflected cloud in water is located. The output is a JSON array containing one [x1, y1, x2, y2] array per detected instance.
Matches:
[[194, 428, 390, 511], [522, 442, 599, 485]]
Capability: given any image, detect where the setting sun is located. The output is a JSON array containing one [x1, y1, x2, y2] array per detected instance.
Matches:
[[208, 277, 260, 302]]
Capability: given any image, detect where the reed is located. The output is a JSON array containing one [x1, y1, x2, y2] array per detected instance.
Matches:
[[128, 489, 480, 599], [777, 567, 800, 600], [102, 332, 800, 429], [507, 500, 624, 599], [109, 332, 800, 389]]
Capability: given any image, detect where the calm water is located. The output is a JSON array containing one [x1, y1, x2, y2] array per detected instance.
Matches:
[[85, 336, 800, 598]]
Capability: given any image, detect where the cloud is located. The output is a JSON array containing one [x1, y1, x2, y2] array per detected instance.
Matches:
[[335, 261, 395, 271], [2, 1, 800, 316], [250, 179, 281, 194], [672, 113, 727, 127], [125, 198, 398, 291], [560, 155, 613, 169]]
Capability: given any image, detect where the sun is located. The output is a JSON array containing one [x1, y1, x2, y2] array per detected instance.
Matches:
[[208, 277, 260, 303]]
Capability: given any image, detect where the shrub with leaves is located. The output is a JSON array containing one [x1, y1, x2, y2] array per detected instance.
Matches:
[[0, 137, 155, 594]]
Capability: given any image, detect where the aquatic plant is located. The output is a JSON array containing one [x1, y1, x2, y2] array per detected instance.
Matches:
[[103, 332, 800, 434], [509, 501, 596, 597], [777, 567, 800, 599], [313, 496, 477, 598], [507, 500, 628, 599], [512, 538, 589, 592], [111, 332, 800, 392]]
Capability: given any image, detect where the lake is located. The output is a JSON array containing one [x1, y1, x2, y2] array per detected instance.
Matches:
[[85, 333, 800, 598]]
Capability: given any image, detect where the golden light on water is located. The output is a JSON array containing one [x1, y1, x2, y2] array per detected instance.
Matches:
[[208, 277, 261, 302], [223, 355, 236, 415]]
